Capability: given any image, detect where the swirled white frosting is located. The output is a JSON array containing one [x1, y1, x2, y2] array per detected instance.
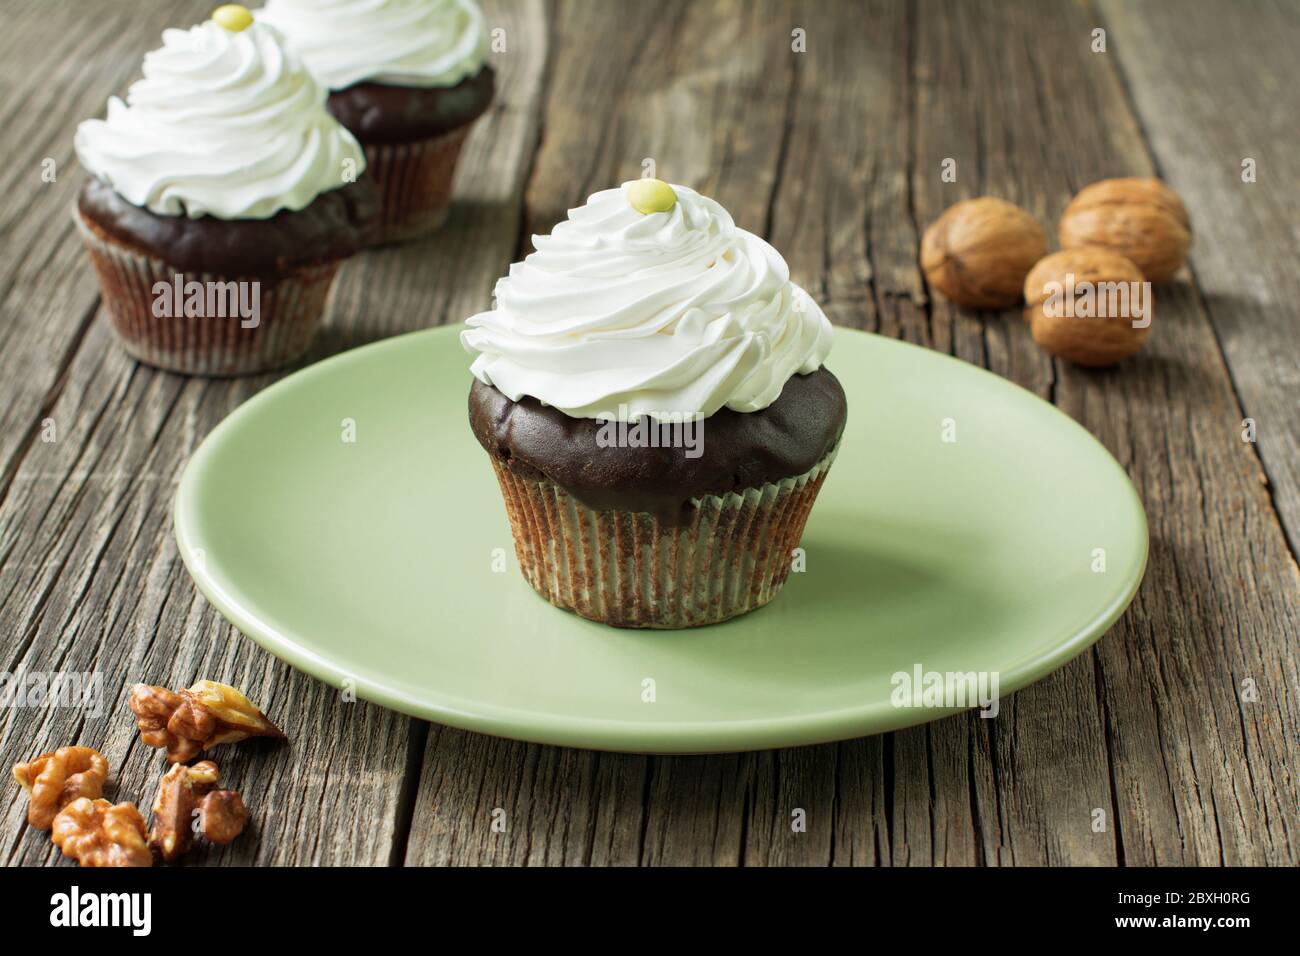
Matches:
[[258, 0, 488, 90], [74, 20, 365, 220], [462, 182, 835, 420]]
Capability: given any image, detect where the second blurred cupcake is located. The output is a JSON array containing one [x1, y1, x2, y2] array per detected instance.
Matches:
[[260, 0, 495, 244], [73, 7, 372, 375]]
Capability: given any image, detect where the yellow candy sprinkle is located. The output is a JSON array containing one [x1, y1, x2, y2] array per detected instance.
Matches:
[[627, 178, 677, 215], [212, 4, 254, 32]]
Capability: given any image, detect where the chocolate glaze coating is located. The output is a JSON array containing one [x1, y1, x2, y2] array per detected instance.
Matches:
[[78, 176, 375, 277], [327, 66, 496, 145], [469, 368, 848, 524]]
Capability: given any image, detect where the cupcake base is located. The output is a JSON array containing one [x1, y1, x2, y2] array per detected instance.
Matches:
[[326, 69, 494, 246], [490, 447, 838, 629], [74, 208, 342, 376], [361, 126, 471, 245]]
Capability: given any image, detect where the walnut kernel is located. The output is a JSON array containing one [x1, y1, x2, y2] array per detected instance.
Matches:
[[129, 679, 285, 763], [51, 798, 152, 868], [12, 746, 109, 830], [199, 790, 248, 845], [150, 759, 247, 862]]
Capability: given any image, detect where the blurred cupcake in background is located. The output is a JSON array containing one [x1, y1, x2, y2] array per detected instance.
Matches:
[[259, 0, 494, 244], [73, 6, 372, 376]]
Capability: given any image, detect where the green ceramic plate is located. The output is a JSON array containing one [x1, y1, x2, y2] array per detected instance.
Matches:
[[174, 326, 1147, 753]]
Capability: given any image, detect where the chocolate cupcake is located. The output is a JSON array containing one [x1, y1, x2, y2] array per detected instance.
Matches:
[[73, 7, 371, 376], [259, 0, 495, 245], [463, 180, 846, 629]]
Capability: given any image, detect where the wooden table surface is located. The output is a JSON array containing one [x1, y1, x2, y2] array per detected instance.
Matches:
[[2, 0, 1297, 867]]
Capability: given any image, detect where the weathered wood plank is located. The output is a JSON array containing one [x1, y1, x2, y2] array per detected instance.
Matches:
[[409, 726, 653, 866], [903, 0, 1132, 866], [328, 0, 554, 863], [0, 0, 200, 512], [1, 0, 546, 866], [905, 0, 1300, 864], [1069, 0, 1300, 866], [1096, 0, 1300, 554]]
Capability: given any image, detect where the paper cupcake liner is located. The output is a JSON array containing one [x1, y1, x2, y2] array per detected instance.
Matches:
[[362, 125, 471, 245], [490, 446, 839, 629], [74, 208, 342, 377]]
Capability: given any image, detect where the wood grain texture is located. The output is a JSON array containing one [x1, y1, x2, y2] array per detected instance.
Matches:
[[904, 0, 1130, 868], [0, 0, 198, 508], [2, 0, 1297, 868], [906, 0, 1300, 865], [1096, 0, 1300, 557]]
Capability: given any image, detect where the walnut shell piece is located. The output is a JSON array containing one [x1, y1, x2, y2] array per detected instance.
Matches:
[[1023, 248, 1151, 367], [921, 197, 1047, 309], [129, 679, 286, 763], [51, 798, 153, 867], [12, 746, 109, 830], [1058, 177, 1190, 282]]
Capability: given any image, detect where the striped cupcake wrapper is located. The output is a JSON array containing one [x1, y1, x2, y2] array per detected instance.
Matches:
[[362, 125, 472, 246], [74, 208, 342, 377], [490, 446, 839, 629]]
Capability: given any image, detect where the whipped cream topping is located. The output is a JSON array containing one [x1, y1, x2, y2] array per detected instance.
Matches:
[[258, 0, 488, 90], [75, 19, 365, 220], [462, 182, 834, 420]]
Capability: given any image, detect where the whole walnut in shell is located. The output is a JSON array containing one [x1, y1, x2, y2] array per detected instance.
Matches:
[[921, 198, 1046, 309], [1059, 177, 1190, 282], [1023, 248, 1151, 367]]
